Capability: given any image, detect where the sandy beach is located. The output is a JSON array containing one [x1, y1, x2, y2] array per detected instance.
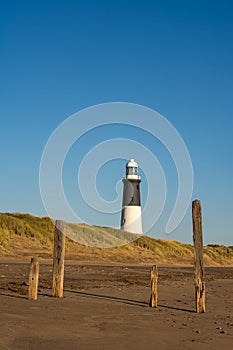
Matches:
[[0, 260, 232, 349]]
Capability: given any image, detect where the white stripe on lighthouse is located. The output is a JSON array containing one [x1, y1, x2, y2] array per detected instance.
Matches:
[[121, 206, 142, 234]]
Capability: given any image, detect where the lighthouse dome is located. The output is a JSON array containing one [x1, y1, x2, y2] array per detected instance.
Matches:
[[126, 159, 138, 168]]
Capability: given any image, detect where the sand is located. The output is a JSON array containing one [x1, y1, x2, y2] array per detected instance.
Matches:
[[0, 259, 233, 349]]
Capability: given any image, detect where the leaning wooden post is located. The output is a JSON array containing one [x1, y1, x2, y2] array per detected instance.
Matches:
[[149, 265, 158, 307], [52, 220, 65, 298], [192, 200, 205, 313], [28, 257, 39, 300]]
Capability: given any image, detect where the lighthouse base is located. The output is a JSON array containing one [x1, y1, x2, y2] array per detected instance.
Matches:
[[121, 206, 142, 234]]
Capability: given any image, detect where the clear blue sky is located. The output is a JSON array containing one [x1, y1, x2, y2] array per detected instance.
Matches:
[[1, 0, 233, 245]]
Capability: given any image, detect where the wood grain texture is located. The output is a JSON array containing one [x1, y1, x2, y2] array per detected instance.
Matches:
[[52, 220, 65, 298], [28, 257, 39, 300], [192, 200, 205, 313], [149, 265, 158, 307]]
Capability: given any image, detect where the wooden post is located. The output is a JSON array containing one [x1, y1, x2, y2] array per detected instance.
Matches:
[[149, 265, 158, 307], [52, 220, 65, 298], [28, 257, 39, 300], [192, 200, 205, 313]]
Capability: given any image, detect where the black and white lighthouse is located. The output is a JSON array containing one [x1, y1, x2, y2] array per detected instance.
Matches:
[[120, 159, 142, 234]]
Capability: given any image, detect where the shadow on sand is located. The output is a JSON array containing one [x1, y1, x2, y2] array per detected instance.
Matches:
[[63, 289, 195, 312], [0, 289, 194, 313], [0, 292, 27, 300]]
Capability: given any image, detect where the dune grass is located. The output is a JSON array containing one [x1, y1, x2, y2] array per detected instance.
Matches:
[[0, 212, 54, 246], [65, 222, 140, 248], [0, 212, 232, 265]]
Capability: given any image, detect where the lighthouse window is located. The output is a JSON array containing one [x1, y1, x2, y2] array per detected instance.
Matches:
[[127, 167, 138, 175]]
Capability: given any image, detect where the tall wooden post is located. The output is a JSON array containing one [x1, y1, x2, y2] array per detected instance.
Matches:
[[192, 200, 205, 313], [28, 257, 39, 300], [149, 265, 158, 307], [52, 220, 65, 298]]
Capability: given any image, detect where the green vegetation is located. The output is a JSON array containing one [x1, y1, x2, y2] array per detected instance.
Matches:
[[0, 212, 54, 246], [0, 212, 232, 265], [204, 244, 233, 264], [135, 236, 194, 260], [65, 222, 140, 248]]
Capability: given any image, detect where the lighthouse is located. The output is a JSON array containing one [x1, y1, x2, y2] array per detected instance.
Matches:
[[120, 159, 142, 234]]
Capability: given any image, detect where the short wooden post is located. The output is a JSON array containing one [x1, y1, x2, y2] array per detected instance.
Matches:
[[52, 220, 65, 298], [28, 257, 39, 300], [149, 265, 158, 307], [192, 200, 205, 313]]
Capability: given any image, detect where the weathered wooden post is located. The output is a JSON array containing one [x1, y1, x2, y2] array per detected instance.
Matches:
[[192, 200, 205, 313], [149, 265, 158, 307], [52, 220, 65, 298], [28, 257, 39, 300]]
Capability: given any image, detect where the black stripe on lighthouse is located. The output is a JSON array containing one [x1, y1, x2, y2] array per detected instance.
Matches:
[[122, 178, 141, 206]]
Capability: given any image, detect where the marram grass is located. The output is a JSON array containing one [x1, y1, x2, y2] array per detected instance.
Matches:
[[0, 212, 232, 265]]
